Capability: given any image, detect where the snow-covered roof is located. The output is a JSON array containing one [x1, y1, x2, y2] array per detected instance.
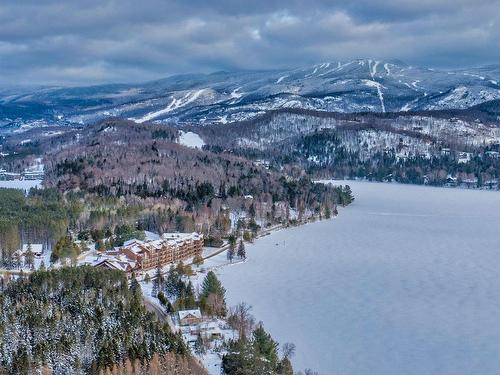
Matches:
[[123, 239, 144, 247], [178, 309, 202, 320], [93, 258, 132, 272], [161, 232, 203, 242]]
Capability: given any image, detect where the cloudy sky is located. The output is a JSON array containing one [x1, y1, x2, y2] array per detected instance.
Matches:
[[1, 0, 499, 86]]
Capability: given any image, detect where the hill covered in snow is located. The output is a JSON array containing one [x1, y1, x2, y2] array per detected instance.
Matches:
[[1, 59, 500, 131]]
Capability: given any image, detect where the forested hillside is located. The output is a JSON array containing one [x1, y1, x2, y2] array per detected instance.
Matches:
[[195, 108, 500, 187], [0, 266, 194, 374], [39, 119, 346, 233], [0, 188, 81, 266]]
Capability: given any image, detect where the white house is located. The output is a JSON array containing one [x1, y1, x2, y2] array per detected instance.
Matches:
[[441, 148, 451, 156], [198, 321, 222, 340], [457, 152, 472, 164]]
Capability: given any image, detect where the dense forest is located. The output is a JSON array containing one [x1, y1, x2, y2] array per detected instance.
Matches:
[[232, 128, 500, 186], [194, 109, 500, 188], [37, 119, 347, 236], [0, 266, 196, 374], [0, 188, 81, 266]]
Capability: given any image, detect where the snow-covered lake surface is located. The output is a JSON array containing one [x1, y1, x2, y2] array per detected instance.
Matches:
[[216, 181, 500, 374]]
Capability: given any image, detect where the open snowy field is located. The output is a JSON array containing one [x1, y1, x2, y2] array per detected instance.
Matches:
[[213, 181, 500, 374], [0, 179, 42, 192]]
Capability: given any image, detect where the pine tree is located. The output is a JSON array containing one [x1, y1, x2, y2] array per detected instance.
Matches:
[[201, 271, 226, 316], [324, 205, 331, 219], [228, 234, 237, 249], [340, 185, 354, 206], [152, 261, 163, 297], [252, 324, 279, 368], [24, 243, 34, 269], [156, 261, 163, 284], [237, 239, 246, 259], [249, 203, 256, 219], [201, 271, 225, 298]]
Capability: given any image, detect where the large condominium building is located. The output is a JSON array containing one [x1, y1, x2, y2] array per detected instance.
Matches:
[[113, 232, 204, 271]]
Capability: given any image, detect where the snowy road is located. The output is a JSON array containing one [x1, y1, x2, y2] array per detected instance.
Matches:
[[214, 182, 500, 374]]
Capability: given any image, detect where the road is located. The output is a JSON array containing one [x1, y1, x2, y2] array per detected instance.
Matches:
[[143, 297, 178, 332]]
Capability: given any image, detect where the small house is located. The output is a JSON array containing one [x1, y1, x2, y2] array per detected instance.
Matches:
[[178, 309, 202, 326], [441, 148, 451, 156], [457, 152, 472, 164], [198, 321, 222, 340]]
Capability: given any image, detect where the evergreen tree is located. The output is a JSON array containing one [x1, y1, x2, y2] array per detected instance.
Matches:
[[237, 239, 246, 259], [252, 324, 279, 368], [165, 265, 182, 297], [228, 234, 237, 250], [249, 203, 256, 219], [157, 291, 167, 305], [201, 271, 226, 316], [24, 243, 34, 269], [344, 185, 354, 204], [0, 266, 189, 373], [201, 271, 226, 298], [222, 323, 292, 375], [152, 261, 163, 297], [324, 205, 332, 219]]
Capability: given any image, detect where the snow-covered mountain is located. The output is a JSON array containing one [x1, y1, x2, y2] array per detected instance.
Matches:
[[1, 59, 500, 130]]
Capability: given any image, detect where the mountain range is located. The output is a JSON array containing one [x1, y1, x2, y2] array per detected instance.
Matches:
[[1, 59, 500, 132]]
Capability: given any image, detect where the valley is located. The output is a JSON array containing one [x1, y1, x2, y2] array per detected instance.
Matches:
[[1, 59, 500, 375]]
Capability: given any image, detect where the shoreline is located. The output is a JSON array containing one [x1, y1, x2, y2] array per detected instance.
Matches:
[[315, 177, 500, 192], [143, 213, 342, 374]]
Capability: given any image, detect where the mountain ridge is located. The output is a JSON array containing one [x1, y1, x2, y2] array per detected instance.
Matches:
[[1, 59, 500, 132]]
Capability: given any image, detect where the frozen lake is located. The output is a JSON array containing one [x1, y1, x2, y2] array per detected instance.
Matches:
[[216, 181, 500, 374]]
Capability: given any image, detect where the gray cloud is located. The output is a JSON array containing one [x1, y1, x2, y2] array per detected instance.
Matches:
[[0, 0, 499, 86]]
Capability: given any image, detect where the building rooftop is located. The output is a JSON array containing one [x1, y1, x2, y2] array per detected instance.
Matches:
[[178, 309, 202, 320], [162, 232, 203, 241]]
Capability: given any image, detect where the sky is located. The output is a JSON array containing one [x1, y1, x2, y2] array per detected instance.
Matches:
[[0, 0, 499, 86]]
